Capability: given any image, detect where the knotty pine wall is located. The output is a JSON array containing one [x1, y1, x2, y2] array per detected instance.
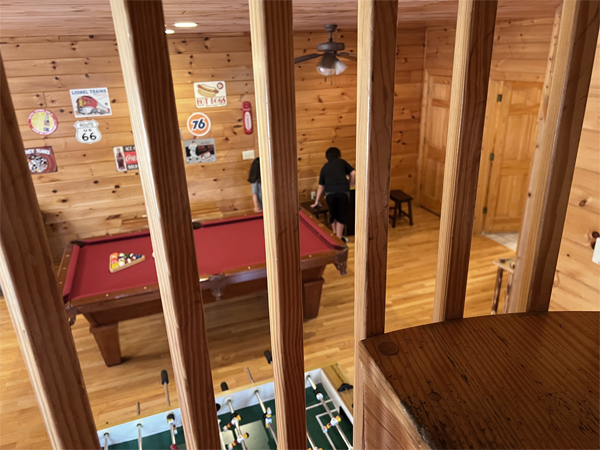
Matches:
[[424, 17, 555, 82], [2, 30, 425, 262], [550, 36, 600, 312]]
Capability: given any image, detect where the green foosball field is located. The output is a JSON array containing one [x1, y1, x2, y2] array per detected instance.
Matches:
[[100, 367, 353, 450]]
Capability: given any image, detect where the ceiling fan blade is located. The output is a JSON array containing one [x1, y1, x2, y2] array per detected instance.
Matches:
[[338, 52, 357, 62], [294, 53, 322, 64]]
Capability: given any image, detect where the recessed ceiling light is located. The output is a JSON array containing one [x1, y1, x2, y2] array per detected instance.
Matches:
[[174, 22, 197, 28], [165, 29, 175, 34]]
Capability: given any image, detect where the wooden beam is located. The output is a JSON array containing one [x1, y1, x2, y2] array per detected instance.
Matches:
[[109, 2, 220, 448], [432, 0, 498, 322], [247, 1, 306, 449], [353, 0, 399, 447], [509, 0, 599, 313], [0, 57, 99, 449]]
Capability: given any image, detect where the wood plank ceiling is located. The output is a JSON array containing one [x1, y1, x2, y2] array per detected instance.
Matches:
[[0, 0, 562, 38]]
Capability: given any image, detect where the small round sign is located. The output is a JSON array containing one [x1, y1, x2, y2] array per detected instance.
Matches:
[[187, 112, 211, 137], [27, 109, 58, 136]]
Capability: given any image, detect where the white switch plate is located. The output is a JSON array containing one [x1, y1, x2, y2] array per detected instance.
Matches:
[[242, 150, 255, 160], [592, 238, 600, 265], [311, 191, 316, 200]]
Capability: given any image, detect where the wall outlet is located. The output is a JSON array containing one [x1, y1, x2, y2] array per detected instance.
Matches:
[[242, 149, 255, 160], [311, 191, 316, 200]]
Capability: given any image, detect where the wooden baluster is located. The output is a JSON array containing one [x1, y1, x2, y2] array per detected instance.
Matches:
[[109, 2, 220, 448], [509, 0, 599, 313], [433, 0, 498, 322], [353, 0, 399, 448], [248, 1, 306, 448], [0, 57, 99, 449]]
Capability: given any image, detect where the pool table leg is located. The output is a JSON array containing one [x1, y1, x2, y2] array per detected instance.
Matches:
[[90, 323, 122, 366], [302, 278, 324, 319]]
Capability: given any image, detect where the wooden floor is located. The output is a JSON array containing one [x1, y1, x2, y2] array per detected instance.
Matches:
[[0, 207, 518, 449]]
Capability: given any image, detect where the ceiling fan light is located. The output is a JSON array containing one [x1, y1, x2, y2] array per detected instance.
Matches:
[[316, 65, 336, 76], [334, 59, 348, 75], [316, 53, 337, 76]]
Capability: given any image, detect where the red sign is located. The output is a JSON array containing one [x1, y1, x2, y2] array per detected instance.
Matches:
[[24, 146, 57, 174], [113, 145, 138, 172], [242, 102, 253, 135]]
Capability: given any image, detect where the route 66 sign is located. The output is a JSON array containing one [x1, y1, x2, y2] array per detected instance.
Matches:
[[74, 120, 102, 144], [187, 112, 211, 137]]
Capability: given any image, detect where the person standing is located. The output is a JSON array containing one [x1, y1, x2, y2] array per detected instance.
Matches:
[[311, 147, 355, 242], [248, 157, 263, 213]]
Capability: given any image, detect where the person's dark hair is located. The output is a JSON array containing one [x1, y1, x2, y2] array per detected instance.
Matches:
[[248, 157, 261, 183], [325, 147, 341, 161]]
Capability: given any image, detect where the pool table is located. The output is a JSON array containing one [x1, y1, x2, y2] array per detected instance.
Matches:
[[58, 209, 348, 366]]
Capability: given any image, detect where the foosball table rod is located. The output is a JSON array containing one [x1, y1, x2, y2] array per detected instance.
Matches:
[[221, 382, 248, 450], [306, 375, 352, 450], [245, 367, 278, 447]]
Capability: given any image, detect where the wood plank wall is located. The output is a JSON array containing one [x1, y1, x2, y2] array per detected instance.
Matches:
[[550, 35, 600, 312], [1, 30, 424, 262], [425, 17, 555, 82]]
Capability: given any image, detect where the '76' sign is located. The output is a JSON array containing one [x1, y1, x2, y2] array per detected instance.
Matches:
[[187, 112, 211, 137]]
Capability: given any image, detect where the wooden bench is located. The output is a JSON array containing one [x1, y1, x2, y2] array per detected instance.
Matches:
[[389, 189, 413, 227]]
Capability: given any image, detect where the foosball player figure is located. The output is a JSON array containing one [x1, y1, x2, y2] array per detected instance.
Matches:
[[228, 432, 249, 449], [223, 415, 242, 431]]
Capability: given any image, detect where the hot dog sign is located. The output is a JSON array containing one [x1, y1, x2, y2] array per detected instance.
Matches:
[[194, 81, 227, 108]]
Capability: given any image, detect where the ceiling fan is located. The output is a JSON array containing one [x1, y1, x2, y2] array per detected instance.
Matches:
[[294, 24, 357, 76]]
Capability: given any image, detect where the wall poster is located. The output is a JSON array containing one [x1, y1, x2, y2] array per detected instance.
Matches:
[[27, 109, 58, 136], [184, 138, 217, 164], [74, 120, 102, 144], [194, 81, 227, 108], [24, 146, 57, 174], [113, 145, 138, 172], [70, 87, 112, 117]]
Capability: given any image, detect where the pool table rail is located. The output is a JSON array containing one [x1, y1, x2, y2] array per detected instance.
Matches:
[[56, 210, 348, 366]]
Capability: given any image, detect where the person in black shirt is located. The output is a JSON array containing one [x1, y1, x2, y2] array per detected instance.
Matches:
[[311, 147, 355, 241]]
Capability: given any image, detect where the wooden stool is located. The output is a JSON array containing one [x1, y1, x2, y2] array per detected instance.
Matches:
[[491, 257, 515, 314], [389, 190, 413, 227]]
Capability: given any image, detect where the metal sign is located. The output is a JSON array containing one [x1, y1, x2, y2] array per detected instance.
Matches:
[[187, 112, 211, 137], [27, 109, 58, 136], [74, 120, 102, 144]]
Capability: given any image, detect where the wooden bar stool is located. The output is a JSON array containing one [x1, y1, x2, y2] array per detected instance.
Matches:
[[491, 257, 515, 314], [389, 189, 414, 227]]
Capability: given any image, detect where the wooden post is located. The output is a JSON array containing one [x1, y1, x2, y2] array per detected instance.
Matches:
[[353, 0, 399, 447], [432, 0, 498, 322], [248, 1, 306, 448], [0, 58, 99, 450], [509, 0, 599, 313], [110, 2, 220, 448]]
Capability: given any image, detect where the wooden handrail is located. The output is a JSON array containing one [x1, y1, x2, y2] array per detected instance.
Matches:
[[509, 0, 600, 313], [248, 1, 307, 448], [110, 1, 220, 448], [0, 57, 99, 449], [433, 0, 498, 322]]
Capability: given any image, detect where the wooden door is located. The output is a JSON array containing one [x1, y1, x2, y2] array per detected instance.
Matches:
[[419, 75, 451, 214], [483, 82, 542, 232]]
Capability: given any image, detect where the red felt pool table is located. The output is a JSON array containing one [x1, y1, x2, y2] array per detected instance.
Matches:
[[58, 209, 348, 366]]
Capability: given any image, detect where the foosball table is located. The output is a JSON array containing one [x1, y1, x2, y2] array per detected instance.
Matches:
[[98, 363, 354, 450]]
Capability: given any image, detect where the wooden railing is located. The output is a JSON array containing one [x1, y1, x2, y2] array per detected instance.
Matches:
[[0, 0, 597, 449]]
